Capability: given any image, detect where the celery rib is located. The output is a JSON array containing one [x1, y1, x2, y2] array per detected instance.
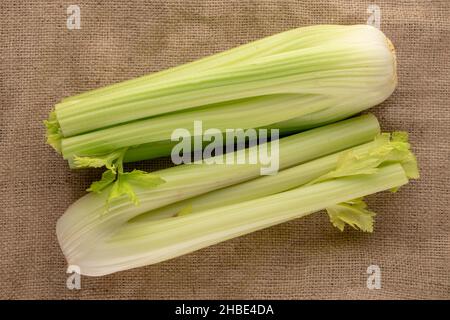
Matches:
[[57, 115, 380, 259], [70, 164, 408, 276], [49, 25, 395, 141]]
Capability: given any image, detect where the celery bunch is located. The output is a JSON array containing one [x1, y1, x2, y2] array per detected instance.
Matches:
[[49, 25, 416, 277], [56, 115, 418, 276], [46, 25, 397, 167]]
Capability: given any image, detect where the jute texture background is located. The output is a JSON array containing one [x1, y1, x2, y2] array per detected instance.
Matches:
[[1, 0, 449, 299]]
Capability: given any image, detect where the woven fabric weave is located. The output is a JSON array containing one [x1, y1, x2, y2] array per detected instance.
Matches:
[[1, 0, 449, 299]]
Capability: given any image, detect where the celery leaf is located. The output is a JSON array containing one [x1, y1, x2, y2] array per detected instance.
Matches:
[[87, 169, 116, 193], [72, 148, 128, 173], [309, 132, 419, 185], [326, 198, 376, 232], [106, 170, 166, 206]]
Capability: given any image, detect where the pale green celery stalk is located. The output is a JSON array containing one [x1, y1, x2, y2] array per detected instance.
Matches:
[[60, 93, 327, 160], [121, 93, 383, 163], [60, 25, 342, 103], [50, 25, 396, 138], [128, 130, 419, 223], [56, 115, 379, 259], [76, 114, 379, 203], [65, 164, 409, 276], [116, 93, 380, 164], [129, 142, 377, 223], [61, 88, 389, 163]]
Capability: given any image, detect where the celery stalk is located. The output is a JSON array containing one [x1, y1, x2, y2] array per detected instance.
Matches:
[[129, 141, 377, 223], [60, 93, 326, 160], [64, 164, 409, 276], [54, 25, 395, 137], [56, 119, 419, 276], [69, 114, 380, 206], [46, 25, 396, 165], [57, 115, 379, 257], [129, 130, 418, 223], [60, 25, 369, 104]]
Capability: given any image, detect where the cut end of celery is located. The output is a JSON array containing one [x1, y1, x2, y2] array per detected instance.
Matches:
[[385, 36, 398, 86], [44, 110, 62, 154]]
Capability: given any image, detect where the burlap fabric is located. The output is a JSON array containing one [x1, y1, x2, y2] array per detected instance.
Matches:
[[1, 0, 449, 299]]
